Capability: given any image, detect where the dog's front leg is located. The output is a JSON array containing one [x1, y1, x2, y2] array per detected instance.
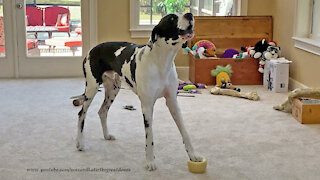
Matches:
[[165, 93, 202, 162], [140, 98, 157, 171]]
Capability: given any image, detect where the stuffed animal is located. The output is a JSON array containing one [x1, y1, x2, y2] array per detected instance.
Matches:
[[241, 46, 254, 53], [221, 49, 239, 58], [232, 46, 254, 59], [268, 40, 278, 46], [211, 65, 241, 92], [211, 87, 259, 101], [249, 39, 270, 59], [185, 40, 217, 58], [194, 40, 217, 58], [258, 45, 281, 73], [185, 47, 195, 55], [204, 49, 216, 57], [232, 52, 250, 59]]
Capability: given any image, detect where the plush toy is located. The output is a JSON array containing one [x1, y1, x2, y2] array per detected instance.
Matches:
[[274, 88, 320, 113], [249, 39, 280, 59], [196, 83, 207, 89], [249, 39, 270, 59], [232, 52, 250, 59], [258, 45, 281, 73], [241, 46, 254, 53], [211, 87, 259, 101], [186, 40, 217, 58], [183, 85, 197, 91], [248, 39, 281, 73], [232, 46, 254, 59], [211, 65, 241, 92], [184, 47, 195, 56], [221, 49, 239, 58], [178, 82, 207, 91], [185, 46, 206, 59], [178, 82, 193, 90], [268, 40, 278, 47], [194, 40, 216, 54], [204, 49, 216, 57]]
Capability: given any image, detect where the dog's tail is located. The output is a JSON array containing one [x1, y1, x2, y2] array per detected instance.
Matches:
[[82, 56, 87, 78], [70, 56, 88, 100], [70, 94, 85, 99]]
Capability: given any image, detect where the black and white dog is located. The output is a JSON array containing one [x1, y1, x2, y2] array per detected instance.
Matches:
[[76, 13, 201, 171]]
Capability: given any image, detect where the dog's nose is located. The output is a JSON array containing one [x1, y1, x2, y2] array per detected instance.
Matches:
[[186, 34, 193, 39], [184, 13, 193, 21]]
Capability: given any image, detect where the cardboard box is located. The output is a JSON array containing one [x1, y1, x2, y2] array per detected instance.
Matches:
[[188, 16, 273, 85], [263, 58, 290, 92], [292, 98, 320, 124]]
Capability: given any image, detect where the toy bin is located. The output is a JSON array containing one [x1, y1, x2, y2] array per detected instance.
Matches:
[[188, 16, 273, 85]]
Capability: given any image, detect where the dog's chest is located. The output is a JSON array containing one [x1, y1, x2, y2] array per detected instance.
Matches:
[[117, 43, 178, 97]]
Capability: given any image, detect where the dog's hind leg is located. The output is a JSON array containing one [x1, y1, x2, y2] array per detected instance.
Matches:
[[98, 71, 121, 140], [76, 58, 99, 151]]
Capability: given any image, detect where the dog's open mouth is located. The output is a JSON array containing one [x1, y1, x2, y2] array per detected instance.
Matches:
[[181, 33, 194, 40]]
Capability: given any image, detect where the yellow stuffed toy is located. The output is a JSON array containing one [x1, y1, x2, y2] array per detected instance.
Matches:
[[211, 65, 240, 92]]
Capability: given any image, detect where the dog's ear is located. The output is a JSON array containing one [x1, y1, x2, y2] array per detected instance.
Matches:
[[147, 26, 159, 48], [182, 41, 188, 48], [151, 26, 159, 43]]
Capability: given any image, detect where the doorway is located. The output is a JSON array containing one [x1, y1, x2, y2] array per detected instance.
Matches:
[[0, 0, 97, 78]]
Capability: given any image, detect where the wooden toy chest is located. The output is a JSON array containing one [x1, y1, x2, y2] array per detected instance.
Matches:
[[188, 16, 273, 85]]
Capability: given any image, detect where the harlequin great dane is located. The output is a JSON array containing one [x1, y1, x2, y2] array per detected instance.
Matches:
[[76, 13, 201, 171]]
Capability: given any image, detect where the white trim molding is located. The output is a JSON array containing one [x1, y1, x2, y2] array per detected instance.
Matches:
[[176, 66, 189, 81], [129, 29, 152, 39], [239, 0, 248, 16], [89, 0, 98, 47], [130, 0, 153, 38], [289, 77, 309, 90], [292, 37, 320, 56], [293, 0, 320, 56]]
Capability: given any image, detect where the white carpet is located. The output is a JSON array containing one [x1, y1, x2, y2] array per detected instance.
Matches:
[[1, 78, 320, 180]]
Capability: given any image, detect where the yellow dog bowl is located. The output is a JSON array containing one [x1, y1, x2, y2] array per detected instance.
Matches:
[[188, 157, 207, 173]]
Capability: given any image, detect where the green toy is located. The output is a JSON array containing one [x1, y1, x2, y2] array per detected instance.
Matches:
[[183, 85, 196, 91], [211, 65, 241, 92]]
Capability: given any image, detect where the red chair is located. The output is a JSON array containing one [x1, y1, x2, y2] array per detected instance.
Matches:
[[0, 16, 4, 53], [26, 6, 43, 26], [45, 7, 70, 36], [0, 16, 38, 53]]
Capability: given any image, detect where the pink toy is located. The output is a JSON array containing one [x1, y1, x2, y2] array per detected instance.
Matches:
[[194, 40, 216, 52]]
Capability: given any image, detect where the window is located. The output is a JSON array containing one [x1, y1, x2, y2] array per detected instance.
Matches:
[[191, 0, 238, 16], [311, 0, 320, 40], [130, 0, 247, 38], [139, 0, 191, 25], [293, 0, 320, 56]]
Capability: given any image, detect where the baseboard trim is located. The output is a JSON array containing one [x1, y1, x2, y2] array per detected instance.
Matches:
[[176, 66, 189, 81], [289, 77, 309, 90]]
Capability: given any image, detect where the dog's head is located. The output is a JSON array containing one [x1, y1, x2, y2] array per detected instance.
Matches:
[[149, 13, 194, 49]]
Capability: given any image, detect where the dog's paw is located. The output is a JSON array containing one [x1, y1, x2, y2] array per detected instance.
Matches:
[[146, 161, 157, 171], [189, 153, 202, 162], [104, 134, 116, 141], [76, 141, 84, 151]]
